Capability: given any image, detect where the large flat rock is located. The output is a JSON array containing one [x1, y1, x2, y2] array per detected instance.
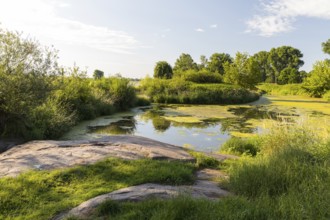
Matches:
[[0, 135, 195, 178]]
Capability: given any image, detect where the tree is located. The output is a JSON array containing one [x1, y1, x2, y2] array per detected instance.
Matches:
[[0, 28, 60, 137], [278, 67, 300, 84], [303, 60, 330, 97], [251, 51, 273, 82], [93, 69, 104, 79], [173, 53, 198, 73], [268, 46, 304, 84], [199, 55, 208, 70], [223, 52, 261, 89], [153, 61, 173, 79], [207, 53, 232, 75], [322, 39, 330, 55]]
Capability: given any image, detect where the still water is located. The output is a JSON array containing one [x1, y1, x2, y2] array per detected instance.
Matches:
[[61, 102, 295, 152]]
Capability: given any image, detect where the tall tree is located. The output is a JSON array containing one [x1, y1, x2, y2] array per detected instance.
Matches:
[[251, 51, 273, 82], [304, 60, 330, 97], [199, 55, 208, 70], [223, 52, 261, 89], [93, 69, 104, 79], [154, 61, 173, 79], [268, 46, 304, 84], [207, 53, 232, 75], [173, 53, 198, 73], [322, 39, 330, 55]]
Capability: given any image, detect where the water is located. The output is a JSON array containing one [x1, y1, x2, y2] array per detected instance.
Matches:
[[61, 103, 297, 152]]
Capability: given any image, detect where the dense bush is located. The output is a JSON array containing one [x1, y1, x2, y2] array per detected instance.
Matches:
[[303, 60, 330, 97], [220, 136, 260, 156], [0, 28, 137, 140], [175, 69, 222, 83], [257, 83, 308, 96], [139, 78, 259, 104]]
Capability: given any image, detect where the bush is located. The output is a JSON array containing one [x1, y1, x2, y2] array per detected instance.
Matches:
[[257, 83, 308, 96], [176, 69, 222, 83], [139, 78, 259, 105], [220, 137, 260, 156], [323, 90, 330, 102]]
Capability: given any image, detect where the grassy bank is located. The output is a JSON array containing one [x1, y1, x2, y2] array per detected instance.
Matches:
[[139, 78, 259, 104], [0, 158, 195, 220], [86, 122, 330, 220], [257, 83, 308, 96]]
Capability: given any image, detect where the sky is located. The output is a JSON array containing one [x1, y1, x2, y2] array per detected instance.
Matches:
[[0, 0, 329, 78]]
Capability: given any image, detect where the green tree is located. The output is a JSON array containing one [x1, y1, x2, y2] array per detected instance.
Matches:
[[303, 60, 330, 97], [199, 55, 208, 70], [251, 51, 273, 82], [278, 67, 300, 84], [322, 39, 330, 55], [173, 53, 198, 73], [223, 52, 261, 89], [93, 69, 104, 79], [207, 53, 232, 75], [268, 46, 304, 84], [0, 28, 59, 138], [154, 61, 173, 79]]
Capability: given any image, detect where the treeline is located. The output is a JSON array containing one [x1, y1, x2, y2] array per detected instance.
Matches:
[[0, 28, 137, 140], [153, 42, 330, 99]]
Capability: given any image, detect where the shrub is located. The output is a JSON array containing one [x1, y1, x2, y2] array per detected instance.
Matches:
[[220, 137, 260, 156]]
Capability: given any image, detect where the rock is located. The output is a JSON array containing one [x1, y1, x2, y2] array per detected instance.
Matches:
[[0, 135, 195, 178], [57, 169, 231, 220]]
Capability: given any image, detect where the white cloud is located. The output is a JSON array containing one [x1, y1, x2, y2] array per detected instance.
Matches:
[[210, 24, 217, 28], [247, 0, 330, 37], [0, 0, 139, 54], [195, 28, 205, 32]]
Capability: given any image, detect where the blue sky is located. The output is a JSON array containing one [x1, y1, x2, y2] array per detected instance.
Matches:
[[0, 0, 329, 78]]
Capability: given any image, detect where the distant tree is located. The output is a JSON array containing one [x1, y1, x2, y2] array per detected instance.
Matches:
[[278, 67, 300, 84], [251, 51, 273, 82], [199, 55, 208, 70], [207, 53, 232, 75], [223, 52, 261, 89], [154, 61, 173, 79], [322, 39, 330, 55], [93, 69, 104, 79], [173, 53, 198, 73], [304, 60, 330, 97], [268, 46, 304, 84]]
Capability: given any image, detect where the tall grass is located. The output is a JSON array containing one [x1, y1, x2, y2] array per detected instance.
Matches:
[[92, 122, 330, 220], [258, 83, 308, 96], [139, 77, 259, 104]]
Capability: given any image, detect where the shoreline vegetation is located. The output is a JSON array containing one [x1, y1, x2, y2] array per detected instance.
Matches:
[[0, 27, 330, 219]]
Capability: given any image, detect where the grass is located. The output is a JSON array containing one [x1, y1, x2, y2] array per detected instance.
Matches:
[[258, 83, 309, 96], [87, 122, 330, 220], [0, 158, 195, 220]]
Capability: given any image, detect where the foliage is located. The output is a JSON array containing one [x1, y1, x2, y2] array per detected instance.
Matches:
[[206, 53, 232, 75], [220, 136, 260, 156], [257, 83, 308, 96], [175, 69, 222, 83], [323, 90, 330, 102], [93, 69, 104, 79], [139, 78, 259, 104], [322, 38, 330, 55], [173, 53, 198, 73], [0, 158, 195, 220], [251, 51, 273, 82], [268, 46, 304, 84], [154, 61, 173, 79], [189, 151, 221, 169], [0, 28, 137, 140], [223, 52, 262, 89], [303, 60, 330, 97]]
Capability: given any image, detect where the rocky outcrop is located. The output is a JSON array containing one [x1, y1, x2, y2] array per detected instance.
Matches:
[[0, 135, 197, 178], [56, 169, 230, 220]]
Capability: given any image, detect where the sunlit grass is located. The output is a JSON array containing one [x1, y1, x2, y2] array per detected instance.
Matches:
[[0, 158, 195, 220]]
